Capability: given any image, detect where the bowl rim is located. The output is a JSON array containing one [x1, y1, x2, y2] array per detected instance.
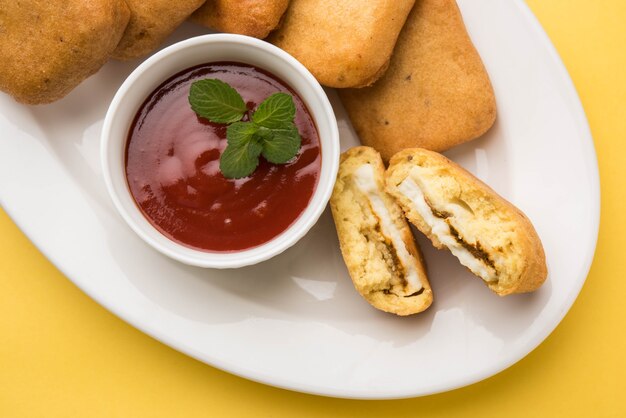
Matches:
[[101, 34, 340, 268]]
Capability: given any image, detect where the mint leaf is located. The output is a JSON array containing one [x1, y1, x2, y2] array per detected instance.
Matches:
[[220, 122, 262, 179], [226, 121, 259, 146], [252, 93, 296, 129], [260, 122, 301, 164], [189, 79, 247, 124], [219, 138, 263, 179]]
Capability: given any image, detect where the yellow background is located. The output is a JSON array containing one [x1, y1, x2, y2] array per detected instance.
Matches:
[[1, 1, 624, 416]]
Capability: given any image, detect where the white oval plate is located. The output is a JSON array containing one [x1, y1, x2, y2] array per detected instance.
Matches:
[[0, 0, 599, 399]]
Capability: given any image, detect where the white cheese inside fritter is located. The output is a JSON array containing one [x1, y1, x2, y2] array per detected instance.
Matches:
[[398, 169, 496, 282], [353, 164, 422, 292]]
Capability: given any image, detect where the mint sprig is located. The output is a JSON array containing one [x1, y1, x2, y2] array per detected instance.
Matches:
[[188, 80, 302, 179]]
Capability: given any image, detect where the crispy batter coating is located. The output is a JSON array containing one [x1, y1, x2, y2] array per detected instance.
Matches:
[[113, 0, 206, 60], [386, 148, 547, 295], [330, 147, 433, 315], [190, 0, 290, 39], [339, 0, 497, 160], [268, 0, 415, 88], [0, 0, 130, 104]]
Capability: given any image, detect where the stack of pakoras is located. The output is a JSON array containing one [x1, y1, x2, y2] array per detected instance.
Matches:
[[0, 0, 497, 156], [266, 0, 496, 152]]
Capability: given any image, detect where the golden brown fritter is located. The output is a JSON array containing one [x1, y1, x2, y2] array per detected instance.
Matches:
[[190, 0, 290, 39], [268, 0, 415, 88], [330, 146, 433, 315], [339, 0, 496, 160], [0, 0, 130, 104], [386, 148, 547, 295], [112, 0, 206, 60]]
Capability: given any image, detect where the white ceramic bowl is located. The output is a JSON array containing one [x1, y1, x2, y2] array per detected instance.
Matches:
[[101, 34, 340, 268]]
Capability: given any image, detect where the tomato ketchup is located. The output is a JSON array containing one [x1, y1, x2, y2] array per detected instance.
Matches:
[[125, 63, 321, 252]]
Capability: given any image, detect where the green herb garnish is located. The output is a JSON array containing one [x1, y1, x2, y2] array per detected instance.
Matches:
[[188, 79, 302, 179], [189, 79, 247, 124]]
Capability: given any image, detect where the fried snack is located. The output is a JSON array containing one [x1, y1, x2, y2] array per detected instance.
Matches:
[[0, 0, 130, 105], [268, 0, 415, 88], [386, 148, 547, 296], [113, 0, 206, 60], [339, 0, 497, 161], [330, 147, 433, 315], [190, 0, 290, 39]]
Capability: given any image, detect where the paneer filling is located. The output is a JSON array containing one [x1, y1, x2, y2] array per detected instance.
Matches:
[[397, 168, 497, 282], [353, 164, 423, 294]]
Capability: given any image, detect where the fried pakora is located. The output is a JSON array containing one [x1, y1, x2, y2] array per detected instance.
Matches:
[[268, 0, 415, 88], [0, 0, 130, 104], [113, 0, 206, 60], [190, 0, 289, 39]]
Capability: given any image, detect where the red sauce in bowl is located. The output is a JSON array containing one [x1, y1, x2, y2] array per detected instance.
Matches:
[[125, 62, 321, 252]]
